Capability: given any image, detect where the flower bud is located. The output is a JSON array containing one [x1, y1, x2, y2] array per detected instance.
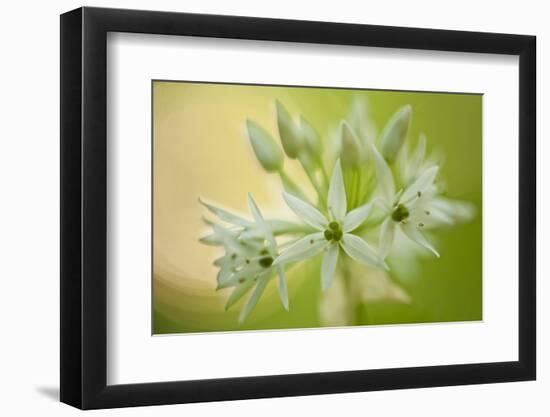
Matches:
[[246, 119, 284, 172], [275, 100, 302, 159], [340, 121, 363, 168], [380, 104, 412, 163], [299, 116, 323, 158]]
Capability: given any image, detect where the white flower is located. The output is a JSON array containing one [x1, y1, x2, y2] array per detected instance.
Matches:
[[396, 134, 476, 229], [274, 160, 387, 290], [371, 144, 441, 258], [200, 194, 288, 322]]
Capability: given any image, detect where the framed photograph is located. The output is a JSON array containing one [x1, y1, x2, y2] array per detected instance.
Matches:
[[60, 6, 536, 409]]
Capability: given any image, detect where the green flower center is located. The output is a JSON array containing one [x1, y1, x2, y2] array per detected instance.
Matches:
[[258, 256, 274, 268], [324, 222, 343, 242], [391, 204, 410, 222]]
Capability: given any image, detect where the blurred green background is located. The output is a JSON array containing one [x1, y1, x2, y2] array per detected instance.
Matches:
[[153, 81, 482, 334]]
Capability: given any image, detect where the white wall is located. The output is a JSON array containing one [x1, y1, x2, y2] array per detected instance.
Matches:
[[0, 0, 545, 415]]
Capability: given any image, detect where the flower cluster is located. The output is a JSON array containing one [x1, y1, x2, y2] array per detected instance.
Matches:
[[200, 99, 475, 323]]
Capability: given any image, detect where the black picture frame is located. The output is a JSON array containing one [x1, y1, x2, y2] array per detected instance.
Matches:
[[60, 6, 536, 410]]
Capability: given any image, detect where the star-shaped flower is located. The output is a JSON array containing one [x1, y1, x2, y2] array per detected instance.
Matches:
[[396, 135, 475, 228], [371, 144, 441, 258], [200, 194, 288, 322], [274, 160, 387, 291]]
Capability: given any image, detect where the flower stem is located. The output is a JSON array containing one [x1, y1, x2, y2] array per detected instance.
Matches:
[[298, 157, 327, 209], [340, 259, 370, 326], [341, 259, 358, 326]]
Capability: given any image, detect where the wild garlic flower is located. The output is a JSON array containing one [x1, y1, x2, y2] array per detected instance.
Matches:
[[371, 144, 441, 258], [200, 194, 288, 323], [396, 134, 475, 228], [274, 161, 387, 290]]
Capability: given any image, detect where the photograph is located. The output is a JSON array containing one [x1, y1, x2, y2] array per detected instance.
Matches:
[[152, 81, 482, 334], [0, 0, 542, 414]]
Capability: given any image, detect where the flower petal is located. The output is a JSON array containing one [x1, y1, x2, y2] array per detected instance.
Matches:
[[202, 223, 242, 252], [225, 279, 255, 311], [371, 144, 396, 203], [409, 134, 427, 180], [431, 198, 476, 223], [401, 222, 440, 257], [343, 202, 373, 232], [282, 192, 327, 230], [199, 232, 224, 246], [216, 266, 233, 288], [247, 193, 265, 223], [277, 265, 289, 310], [340, 233, 387, 270], [409, 202, 453, 227], [217, 262, 264, 289], [321, 244, 339, 291], [239, 220, 303, 241], [239, 275, 270, 323], [379, 218, 395, 259], [401, 166, 439, 205], [199, 198, 251, 227], [268, 220, 307, 235], [273, 232, 327, 265], [327, 160, 347, 221], [247, 193, 277, 248]]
